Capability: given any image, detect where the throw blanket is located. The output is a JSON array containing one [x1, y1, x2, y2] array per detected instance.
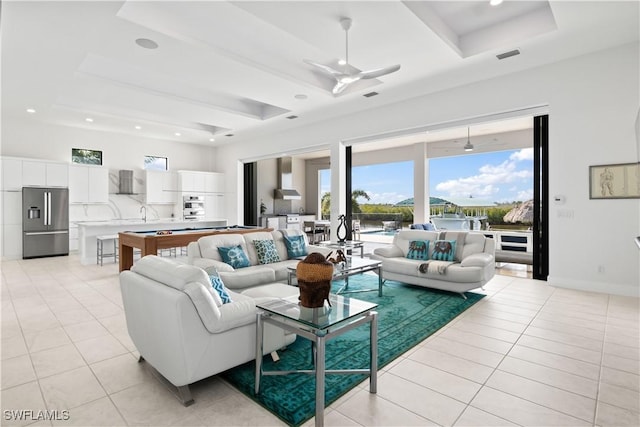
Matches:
[[418, 260, 454, 275]]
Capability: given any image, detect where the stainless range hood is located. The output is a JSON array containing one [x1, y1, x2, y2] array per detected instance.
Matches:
[[274, 157, 301, 200]]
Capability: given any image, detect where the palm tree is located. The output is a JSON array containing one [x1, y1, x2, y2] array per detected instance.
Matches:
[[320, 189, 370, 217]]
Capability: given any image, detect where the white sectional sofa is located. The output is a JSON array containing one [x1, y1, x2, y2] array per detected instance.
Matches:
[[119, 255, 298, 406], [187, 229, 331, 289], [371, 230, 495, 297]]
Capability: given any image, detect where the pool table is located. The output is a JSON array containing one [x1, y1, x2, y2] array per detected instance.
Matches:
[[118, 226, 270, 272]]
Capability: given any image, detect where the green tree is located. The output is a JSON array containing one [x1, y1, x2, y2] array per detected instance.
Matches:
[[320, 190, 371, 217]]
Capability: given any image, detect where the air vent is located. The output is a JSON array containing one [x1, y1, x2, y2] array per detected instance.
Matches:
[[225, 133, 234, 137], [363, 91, 379, 98], [496, 49, 520, 60], [286, 115, 298, 120]]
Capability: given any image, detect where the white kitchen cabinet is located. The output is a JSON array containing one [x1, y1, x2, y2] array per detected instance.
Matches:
[[146, 170, 177, 204], [205, 193, 225, 220], [69, 165, 108, 204], [45, 163, 68, 187], [1, 224, 22, 259], [21, 161, 45, 186], [22, 160, 68, 187], [2, 158, 23, 190], [205, 172, 224, 193], [69, 224, 79, 252], [2, 191, 22, 225], [178, 171, 206, 193]]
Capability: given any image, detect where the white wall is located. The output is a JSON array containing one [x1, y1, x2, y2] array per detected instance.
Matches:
[[1, 120, 218, 171], [1, 120, 221, 222], [217, 43, 640, 297]]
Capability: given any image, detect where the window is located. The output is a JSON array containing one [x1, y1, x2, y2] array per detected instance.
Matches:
[[144, 155, 168, 171], [71, 148, 102, 165]]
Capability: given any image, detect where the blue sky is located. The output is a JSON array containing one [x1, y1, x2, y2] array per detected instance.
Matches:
[[320, 148, 534, 205]]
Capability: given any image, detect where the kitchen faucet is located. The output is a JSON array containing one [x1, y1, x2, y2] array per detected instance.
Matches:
[[140, 205, 147, 223]]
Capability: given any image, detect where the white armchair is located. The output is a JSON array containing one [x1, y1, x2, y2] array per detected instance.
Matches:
[[119, 255, 296, 405]]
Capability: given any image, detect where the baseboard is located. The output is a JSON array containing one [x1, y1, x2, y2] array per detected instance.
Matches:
[[547, 275, 640, 297]]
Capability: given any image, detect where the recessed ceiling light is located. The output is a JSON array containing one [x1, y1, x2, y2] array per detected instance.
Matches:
[[174, 132, 181, 136], [134, 125, 141, 130], [85, 118, 94, 122], [294, 94, 308, 100], [490, 0, 503, 6], [338, 59, 347, 65], [135, 38, 158, 50], [209, 138, 215, 142], [26, 108, 36, 114]]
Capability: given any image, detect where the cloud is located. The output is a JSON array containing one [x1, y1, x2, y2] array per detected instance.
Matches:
[[517, 189, 534, 200], [510, 148, 534, 161], [435, 154, 532, 199], [367, 192, 410, 205]]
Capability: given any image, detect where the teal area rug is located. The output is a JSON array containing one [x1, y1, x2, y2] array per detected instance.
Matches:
[[221, 275, 484, 427]]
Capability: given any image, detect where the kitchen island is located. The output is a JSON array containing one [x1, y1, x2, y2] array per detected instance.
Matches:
[[118, 225, 268, 271], [76, 218, 227, 265]]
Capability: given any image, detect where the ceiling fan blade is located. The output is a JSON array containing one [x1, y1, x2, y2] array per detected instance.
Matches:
[[303, 59, 343, 77], [359, 64, 401, 80]]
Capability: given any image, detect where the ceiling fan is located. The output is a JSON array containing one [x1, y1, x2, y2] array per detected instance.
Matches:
[[304, 17, 401, 96]]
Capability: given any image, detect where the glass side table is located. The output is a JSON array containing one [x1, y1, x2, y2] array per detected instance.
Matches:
[[255, 294, 378, 427]]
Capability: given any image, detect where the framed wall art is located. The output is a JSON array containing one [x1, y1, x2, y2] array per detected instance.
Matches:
[[589, 162, 640, 199]]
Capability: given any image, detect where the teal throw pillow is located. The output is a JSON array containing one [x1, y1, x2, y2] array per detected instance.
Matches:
[[218, 245, 251, 269], [283, 235, 308, 258], [253, 239, 281, 265], [209, 275, 232, 304], [407, 240, 429, 260], [431, 240, 456, 262]]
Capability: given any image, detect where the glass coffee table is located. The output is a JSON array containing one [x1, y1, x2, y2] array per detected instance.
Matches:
[[255, 294, 378, 427], [287, 256, 383, 297], [317, 240, 364, 258]]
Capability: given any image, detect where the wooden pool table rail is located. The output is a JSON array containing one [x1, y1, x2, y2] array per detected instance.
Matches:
[[118, 227, 272, 272]]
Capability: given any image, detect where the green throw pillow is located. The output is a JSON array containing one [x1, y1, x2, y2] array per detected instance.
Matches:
[[218, 245, 251, 268], [253, 239, 281, 264], [431, 240, 456, 262], [406, 240, 429, 260], [283, 235, 308, 258]]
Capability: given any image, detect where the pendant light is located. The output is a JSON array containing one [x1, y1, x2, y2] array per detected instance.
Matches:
[[463, 127, 474, 151]]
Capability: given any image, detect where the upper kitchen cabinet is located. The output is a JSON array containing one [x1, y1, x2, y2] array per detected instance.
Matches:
[[177, 170, 224, 194], [1, 158, 68, 190], [178, 171, 206, 193], [69, 165, 109, 204], [145, 170, 177, 204], [1, 158, 23, 190], [205, 172, 224, 193], [22, 160, 68, 187]]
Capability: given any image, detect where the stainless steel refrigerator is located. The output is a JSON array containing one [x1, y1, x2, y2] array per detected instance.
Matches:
[[22, 187, 69, 259]]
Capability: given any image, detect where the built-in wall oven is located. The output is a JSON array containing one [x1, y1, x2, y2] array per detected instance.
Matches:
[[183, 195, 205, 220]]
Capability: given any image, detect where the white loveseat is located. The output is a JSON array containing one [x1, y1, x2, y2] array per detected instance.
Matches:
[[187, 229, 331, 289], [119, 255, 298, 405], [371, 230, 495, 297]]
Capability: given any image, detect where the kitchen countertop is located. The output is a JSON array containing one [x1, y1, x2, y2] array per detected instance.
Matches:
[[76, 218, 207, 227], [75, 218, 228, 265]]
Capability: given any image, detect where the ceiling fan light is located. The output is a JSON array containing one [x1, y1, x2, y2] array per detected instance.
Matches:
[[464, 127, 473, 151]]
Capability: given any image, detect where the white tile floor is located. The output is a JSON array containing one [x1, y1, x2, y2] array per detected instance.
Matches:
[[1, 254, 639, 427]]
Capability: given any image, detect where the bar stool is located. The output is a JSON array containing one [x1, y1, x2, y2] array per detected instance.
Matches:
[[96, 234, 119, 266]]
